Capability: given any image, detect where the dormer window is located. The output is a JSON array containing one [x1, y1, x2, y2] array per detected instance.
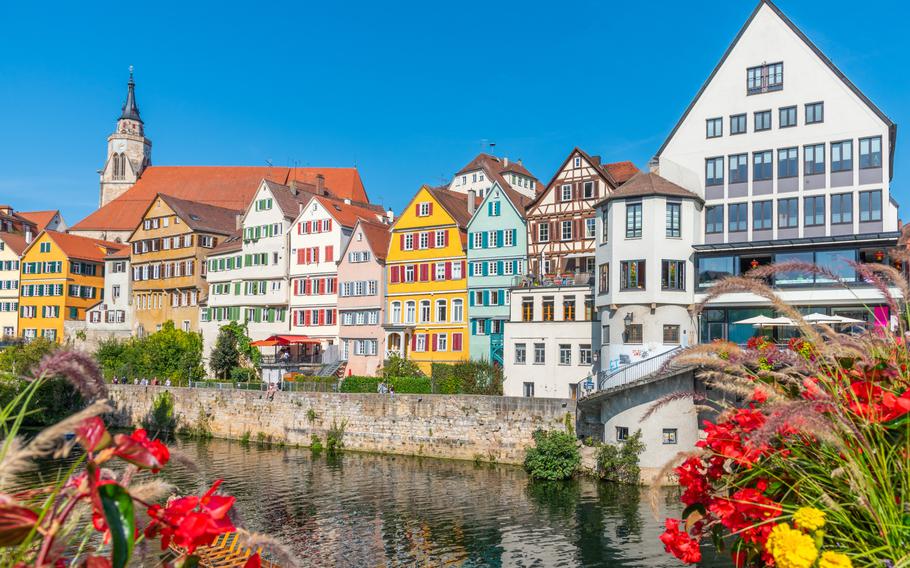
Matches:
[[747, 62, 783, 95], [573, 157, 581, 168]]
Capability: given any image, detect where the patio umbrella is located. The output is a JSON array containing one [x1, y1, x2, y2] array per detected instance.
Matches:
[[830, 314, 864, 324], [733, 315, 781, 326], [802, 313, 840, 324]]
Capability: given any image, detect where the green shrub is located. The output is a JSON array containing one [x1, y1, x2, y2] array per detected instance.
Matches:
[[143, 390, 176, 434], [431, 359, 504, 395], [229, 367, 258, 383], [178, 406, 213, 439], [240, 430, 251, 445], [339, 375, 431, 394], [523, 429, 581, 481], [0, 337, 56, 377], [596, 430, 645, 485], [306, 408, 318, 422], [95, 321, 203, 383], [326, 419, 346, 454], [379, 355, 424, 378], [310, 434, 323, 452]]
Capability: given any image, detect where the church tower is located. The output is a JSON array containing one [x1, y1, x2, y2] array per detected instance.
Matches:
[[99, 68, 152, 207]]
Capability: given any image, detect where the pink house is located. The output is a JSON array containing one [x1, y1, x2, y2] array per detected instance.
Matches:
[[337, 220, 391, 376]]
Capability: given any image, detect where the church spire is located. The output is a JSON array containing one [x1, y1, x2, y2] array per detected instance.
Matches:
[[120, 66, 142, 123]]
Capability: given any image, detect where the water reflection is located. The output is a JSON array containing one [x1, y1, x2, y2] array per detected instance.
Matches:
[[31, 438, 729, 567]]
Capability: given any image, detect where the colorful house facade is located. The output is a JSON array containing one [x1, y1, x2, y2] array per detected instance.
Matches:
[[18, 231, 125, 343], [129, 194, 238, 335], [337, 219, 392, 376], [0, 206, 36, 339], [383, 186, 471, 373], [465, 182, 529, 365]]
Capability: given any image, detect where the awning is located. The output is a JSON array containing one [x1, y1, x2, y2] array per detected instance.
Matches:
[[250, 335, 321, 347]]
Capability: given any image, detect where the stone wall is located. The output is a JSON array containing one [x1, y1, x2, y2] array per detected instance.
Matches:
[[108, 385, 576, 465]]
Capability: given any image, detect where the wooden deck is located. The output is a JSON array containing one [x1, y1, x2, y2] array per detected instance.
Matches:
[[170, 532, 279, 567]]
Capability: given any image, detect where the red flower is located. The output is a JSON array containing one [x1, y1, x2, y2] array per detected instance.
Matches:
[[244, 554, 262, 568], [659, 518, 702, 563], [75, 417, 111, 452], [113, 429, 170, 472], [847, 381, 910, 423], [675, 457, 710, 507], [145, 480, 236, 553]]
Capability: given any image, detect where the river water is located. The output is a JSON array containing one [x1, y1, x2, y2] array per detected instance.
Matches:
[[125, 437, 728, 568]]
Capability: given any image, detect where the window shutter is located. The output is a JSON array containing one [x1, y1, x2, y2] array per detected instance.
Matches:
[[325, 245, 333, 262], [411, 333, 416, 351], [444, 262, 452, 280], [319, 310, 325, 325], [326, 219, 332, 231], [304, 279, 312, 295], [461, 261, 466, 276], [576, 219, 582, 239], [511, 229, 517, 246], [453, 333, 462, 351], [399, 234, 405, 250], [468, 234, 473, 250], [428, 203, 433, 215], [497, 261, 504, 275], [431, 334, 437, 351], [297, 249, 305, 264], [471, 320, 477, 334], [391, 266, 400, 283], [483, 290, 490, 305], [419, 264, 429, 281], [482, 263, 488, 276], [469, 294, 474, 307], [482, 232, 488, 248], [496, 230, 503, 246], [485, 320, 492, 334], [444, 230, 449, 246]]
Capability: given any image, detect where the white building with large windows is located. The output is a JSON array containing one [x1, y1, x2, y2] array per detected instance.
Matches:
[[652, 0, 901, 345]]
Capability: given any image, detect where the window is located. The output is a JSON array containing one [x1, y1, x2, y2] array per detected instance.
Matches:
[[39, 242, 51, 253], [620, 260, 645, 290], [579, 345, 592, 365], [542, 297, 554, 321], [626, 203, 642, 238], [563, 296, 576, 321], [663, 429, 678, 445], [728, 203, 747, 232], [436, 263, 446, 280], [561, 221, 573, 241], [831, 140, 853, 172], [779, 105, 797, 128], [775, 147, 798, 179], [859, 190, 882, 222], [804, 144, 826, 175], [747, 62, 783, 94], [419, 300, 431, 322], [533, 343, 545, 364], [753, 201, 773, 230], [705, 157, 724, 186], [706, 117, 723, 138], [705, 206, 724, 234], [436, 334, 448, 352], [405, 301, 416, 323], [729, 154, 748, 183], [417, 202, 431, 216], [859, 136, 882, 169], [573, 156, 581, 168], [419, 232, 429, 249], [452, 299, 463, 322], [666, 202, 681, 237], [503, 229, 514, 247], [415, 334, 427, 352], [663, 325, 680, 344], [472, 233, 483, 249], [831, 193, 853, 224], [661, 260, 685, 291], [624, 324, 643, 344], [616, 426, 629, 442], [804, 196, 825, 226], [561, 184, 572, 201], [435, 299, 447, 322], [778, 198, 799, 228], [583, 181, 595, 199], [805, 102, 824, 124], [559, 344, 571, 365], [515, 343, 526, 364], [523, 382, 535, 397], [585, 218, 596, 238], [537, 223, 549, 242], [404, 234, 414, 250], [754, 110, 771, 131], [522, 297, 534, 322], [435, 230, 446, 248], [753, 151, 772, 181], [599, 263, 609, 294], [730, 113, 746, 135]]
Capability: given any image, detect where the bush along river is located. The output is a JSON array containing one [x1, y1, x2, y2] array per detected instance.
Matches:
[[74, 437, 728, 567]]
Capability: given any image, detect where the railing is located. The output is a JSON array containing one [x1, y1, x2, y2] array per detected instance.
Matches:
[[260, 354, 324, 365], [576, 347, 684, 398], [512, 273, 593, 289], [187, 380, 340, 393]]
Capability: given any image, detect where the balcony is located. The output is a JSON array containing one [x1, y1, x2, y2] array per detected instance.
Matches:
[[512, 272, 593, 289]]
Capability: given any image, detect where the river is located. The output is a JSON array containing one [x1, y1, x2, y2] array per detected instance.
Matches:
[[120, 437, 728, 568]]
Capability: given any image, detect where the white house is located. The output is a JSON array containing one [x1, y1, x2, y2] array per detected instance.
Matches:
[[653, 0, 901, 343], [503, 284, 598, 399], [594, 173, 703, 371], [287, 195, 387, 356], [81, 248, 133, 346], [447, 153, 540, 200]]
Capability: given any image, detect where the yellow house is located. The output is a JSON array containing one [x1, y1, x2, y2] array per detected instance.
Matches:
[[383, 186, 472, 373], [18, 231, 126, 343]]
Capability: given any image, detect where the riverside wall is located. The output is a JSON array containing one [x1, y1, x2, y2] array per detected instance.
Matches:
[[108, 385, 576, 465]]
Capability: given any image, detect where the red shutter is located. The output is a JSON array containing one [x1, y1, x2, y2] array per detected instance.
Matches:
[[314, 248, 320, 263], [303, 311, 310, 326], [297, 223, 302, 235], [304, 279, 311, 295], [318, 310, 325, 325], [460, 261, 466, 276], [431, 334, 437, 351], [325, 245, 334, 262], [411, 333, 416, 351], [531, 223, 537, 243], [428, 203, 433, 215], [326, 219, 332, 232], [444, 230, 449, 246], [420, 264, 429, 281], [444, 261, 452, 280], [399, 234, 405, 250], [391, 266, 400, 283], [452, 333, 462, 351], [297, 249, 305, 264]]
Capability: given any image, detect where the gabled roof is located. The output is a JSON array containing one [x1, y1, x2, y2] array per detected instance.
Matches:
[[155, 195, 240, 235], [310, 195, 387, 228], [107, 247, 131, 260], [32, 231, 127, 262], [467, 181, 528, 227], [72, 166, 368, 232], [653, 0, 896, 179], [262, 179, 320, 220], [339, 219, 392, 264], [208, 233, 243, 256], [454, 153, 540, 200], [594, 172, 703, 208], [426, 186, 477, 229], [529, 147, 639, 209], [16, 210, 60, 232], [0, 233, 31, 256]]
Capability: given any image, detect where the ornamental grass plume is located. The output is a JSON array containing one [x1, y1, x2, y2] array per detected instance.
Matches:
[[652, 260, 910, 568]]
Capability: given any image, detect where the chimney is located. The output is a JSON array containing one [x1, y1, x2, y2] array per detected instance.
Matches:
[[289, 179, 299, 195], [517, 159, 523, 167], [316, 174, 325, 195], [648, 156, 660, 174], [386, 208, 394, 224], [234, 214, 242, 230], [503, 157, 509, 167], [467, 189, 476, 215], [344, 198, 351, 205], [25, 228, 33, 244]]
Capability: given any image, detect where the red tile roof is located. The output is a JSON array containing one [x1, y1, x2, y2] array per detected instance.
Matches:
[[42, 231, 128, 262], [355, 219, 393, 263], [603, 161, 639, 184], [427, 186, 478, 229], [16, 210, 60, 232], [72, 166, 367, 232], [156, 194, 241, 236], [313, 195, 387, 228], [0, 233, 31, 256]]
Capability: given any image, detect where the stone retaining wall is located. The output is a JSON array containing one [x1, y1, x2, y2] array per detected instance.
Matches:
[[108, 385, 576, 465]]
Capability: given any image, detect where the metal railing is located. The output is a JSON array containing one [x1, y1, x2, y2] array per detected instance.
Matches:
[[576, 347, 684, 397], [187, 380, 340, 393], [512, 273, 593, 288]]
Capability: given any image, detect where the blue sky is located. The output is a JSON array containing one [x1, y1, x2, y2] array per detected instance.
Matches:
[[0, 0, 907, 225]]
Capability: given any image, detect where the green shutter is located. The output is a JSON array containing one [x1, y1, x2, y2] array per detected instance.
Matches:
[[497, 261, 503, 275], [497, 230, 504, 247], [483, 290, 490, 306], [482, 232, 488, 248]]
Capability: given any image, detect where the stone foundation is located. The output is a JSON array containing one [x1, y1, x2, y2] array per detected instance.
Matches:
[[108, 385, 576, 465]]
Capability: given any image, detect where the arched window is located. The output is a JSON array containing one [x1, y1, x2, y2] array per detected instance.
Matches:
[[390, 301, 402, 324], [435, 299, 447, 323], [452, 299, 463, 322], [112, 153, 126, 180], [419, 300, 431, 323], [405, 301, 416, 324]]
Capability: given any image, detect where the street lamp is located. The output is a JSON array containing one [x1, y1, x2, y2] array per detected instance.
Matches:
[[624, 312, 634, 326]]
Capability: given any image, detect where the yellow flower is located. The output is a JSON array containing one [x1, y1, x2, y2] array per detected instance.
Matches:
[[819, 551, 853, 568], [766, 523, 818, 568], [793, 507, 826, 531]]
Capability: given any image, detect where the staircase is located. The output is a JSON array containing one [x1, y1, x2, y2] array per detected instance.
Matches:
[[490, 334, 504, 367], [316, 360, 346, 378], [577, 347, 684, 400]]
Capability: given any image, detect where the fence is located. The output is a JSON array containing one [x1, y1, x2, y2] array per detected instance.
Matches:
[[187, 380, 340, 393]]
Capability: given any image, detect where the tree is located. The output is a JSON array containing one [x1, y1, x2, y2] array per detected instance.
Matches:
[[0, 337, 57, 377], [210, 326, 240, 379]]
